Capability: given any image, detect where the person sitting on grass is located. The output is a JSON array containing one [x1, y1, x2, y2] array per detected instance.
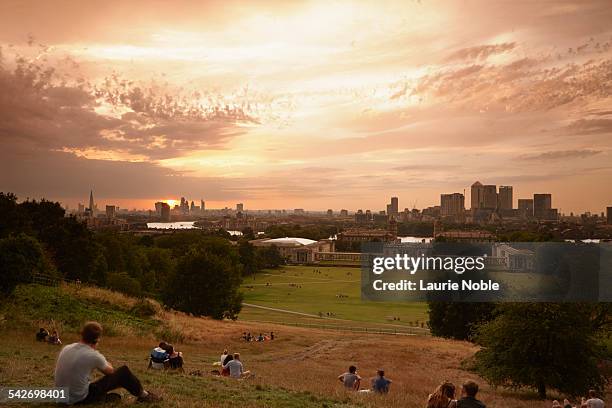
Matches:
[[55, 321, 161, 404], [47, 330, 62, 345], [223, 353, 251, 379], [148, 341, 169, 370], [338, 365, 362, 390], [165, 344, 184, 371], [220, 349, 229, 366], [257, 333, 264, 342], [427, 381, 457, 408], [371, 369, 392, 394], [221, 353, 233, 376], [456, 380, 485, 408], [36, 328, 49, 342], [584, 390, 605, 408]]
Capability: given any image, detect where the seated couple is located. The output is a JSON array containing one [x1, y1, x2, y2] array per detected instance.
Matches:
[[220, 350, 252, 379], [149, 341, 184, 370], [338, 365, 392, 393], [36, 328, 62, 345], [427, 380, 486, 408], [54, 321, 161, 404]]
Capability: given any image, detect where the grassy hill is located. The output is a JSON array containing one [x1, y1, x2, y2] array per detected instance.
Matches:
[[0, 283, 607, 407]]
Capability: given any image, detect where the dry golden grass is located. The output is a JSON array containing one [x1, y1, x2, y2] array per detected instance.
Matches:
[[3, 318, 607, 407], [2, 284, 608, 407]]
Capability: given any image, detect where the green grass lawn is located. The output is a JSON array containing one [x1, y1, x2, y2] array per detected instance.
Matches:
[[239, 266, 428, 330]]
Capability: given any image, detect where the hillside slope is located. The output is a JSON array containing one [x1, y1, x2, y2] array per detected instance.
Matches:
[[0, 284, 604, 407]]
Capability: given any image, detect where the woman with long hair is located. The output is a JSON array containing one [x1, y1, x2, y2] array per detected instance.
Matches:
[[427, 381, 457, 408]]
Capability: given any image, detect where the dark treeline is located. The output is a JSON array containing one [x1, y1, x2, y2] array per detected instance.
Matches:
[[0, 193, 282, 319], [264, 223, 338, 241]]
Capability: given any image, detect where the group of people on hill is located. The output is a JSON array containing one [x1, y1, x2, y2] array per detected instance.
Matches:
[[148, 341, 184, 371], [242, 331, 274, 342], [48, 321, 607, 406], [338, 365, 392, 394], [426, 380, 486, 408], [36, 327, 62, 345], [552, 391, 606, 408]]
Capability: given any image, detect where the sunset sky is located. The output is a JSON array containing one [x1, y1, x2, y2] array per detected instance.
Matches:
[[1, 0, 611, 213]]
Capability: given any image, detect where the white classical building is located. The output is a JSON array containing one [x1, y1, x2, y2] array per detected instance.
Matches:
[[250, 237, 334, 264]]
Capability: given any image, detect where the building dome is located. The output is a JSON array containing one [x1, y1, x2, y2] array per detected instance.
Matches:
[[263, 237, 317, 246]]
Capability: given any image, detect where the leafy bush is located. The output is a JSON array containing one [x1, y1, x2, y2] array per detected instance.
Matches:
[[130, 299, 159, 318], [106, 272, 142, 297]]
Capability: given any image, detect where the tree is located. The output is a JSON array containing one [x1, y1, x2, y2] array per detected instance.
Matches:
[[238, 240, 257, 276], [163, 239, 243, 319], [427, 302, 494, 340], [256, 245, 284, 269], [0, 234, 49, 295], [473, 303, 609, 399], [106, 272, 142, 297]]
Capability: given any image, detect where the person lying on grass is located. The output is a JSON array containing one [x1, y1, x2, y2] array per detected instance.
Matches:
[[55, 321, 161, 404], [223, 352, 252, 379], [338, 365, 362, 390], [48, 330, 62, 345]]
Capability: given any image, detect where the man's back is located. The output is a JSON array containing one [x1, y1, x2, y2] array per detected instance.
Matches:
[[372, 376, 391, 393], [456, 396, 486, 408], [55, 343, 108, 404], [586, 398, 605, 408], [225, 359, 243, 378], [341, 372, 360, 389]]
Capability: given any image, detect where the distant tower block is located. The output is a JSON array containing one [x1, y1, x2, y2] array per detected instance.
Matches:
[[89, 190, 95, 213]]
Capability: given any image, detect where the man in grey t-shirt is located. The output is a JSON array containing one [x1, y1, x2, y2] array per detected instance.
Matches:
[[54, 321, 161, 404], [585, 390, 605, 408], [338, 365, 361, 390], [223, 353, 251, 379]]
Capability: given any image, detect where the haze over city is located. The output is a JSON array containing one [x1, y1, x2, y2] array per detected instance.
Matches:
[[1, 0, 611, 213]]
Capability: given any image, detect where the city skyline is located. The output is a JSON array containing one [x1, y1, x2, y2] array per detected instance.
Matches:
[[60, 180, 600, 217], [1, 1, 611, 213]]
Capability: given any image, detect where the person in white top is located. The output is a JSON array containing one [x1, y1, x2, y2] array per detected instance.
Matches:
[[54, 321, 161, 404], [223, 353, 251, 379], [221, 349, 229, 366]]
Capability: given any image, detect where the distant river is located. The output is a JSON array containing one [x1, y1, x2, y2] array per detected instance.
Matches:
[[147, 222, 197, 229]]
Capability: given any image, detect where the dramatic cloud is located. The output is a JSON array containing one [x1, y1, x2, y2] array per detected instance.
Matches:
[[445, 43, 516, 62], [519, 149, 603, 161], [0, 0, 611, 212]]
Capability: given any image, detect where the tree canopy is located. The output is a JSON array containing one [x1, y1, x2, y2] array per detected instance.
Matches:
[[473, 303, 610, 399]]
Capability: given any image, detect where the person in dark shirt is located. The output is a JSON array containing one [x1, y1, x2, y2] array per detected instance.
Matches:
[[165, 345, 184, 370], [36, 328, 49, 342], [371, 369, 392, 394], [456, 381, 486, 408]]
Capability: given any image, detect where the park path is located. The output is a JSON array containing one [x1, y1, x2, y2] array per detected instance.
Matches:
[[242, 302, 325, 318]]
